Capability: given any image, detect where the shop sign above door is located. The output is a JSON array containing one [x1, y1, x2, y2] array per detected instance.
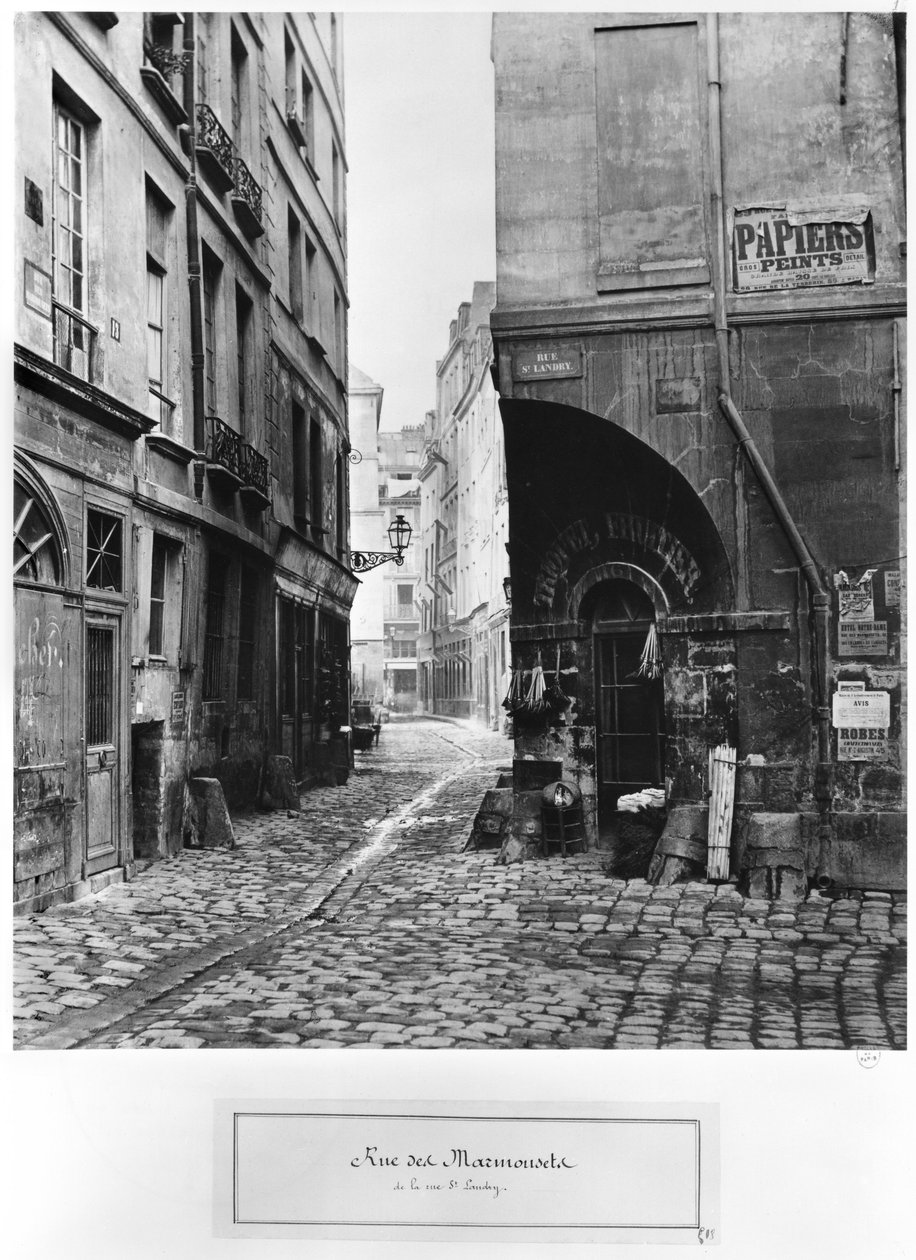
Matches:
[[731, 202, 873, 292], [512, 346, 583, 382]]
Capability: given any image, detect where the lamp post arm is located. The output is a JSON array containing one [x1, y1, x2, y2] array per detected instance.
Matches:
[[350, 550, 405, 574]]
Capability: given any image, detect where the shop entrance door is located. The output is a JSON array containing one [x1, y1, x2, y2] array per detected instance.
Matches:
[[591, 582, 665, 819], [85, 615, 121, 873]]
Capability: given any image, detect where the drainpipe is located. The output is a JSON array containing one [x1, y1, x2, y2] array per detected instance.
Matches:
[[182, 14, 207, 492], [706, 14, 834, 886]]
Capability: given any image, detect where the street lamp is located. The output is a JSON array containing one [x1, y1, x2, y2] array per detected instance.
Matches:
[[502, 576, 512, 606], [351, 513, 413, 573]]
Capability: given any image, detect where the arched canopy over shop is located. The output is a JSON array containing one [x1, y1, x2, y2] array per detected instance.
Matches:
[[499, 398, 734, 625]]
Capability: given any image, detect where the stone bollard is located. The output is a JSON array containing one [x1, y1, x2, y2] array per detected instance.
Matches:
[[260, 754, 300, 811], [185, 778, 236, 850]]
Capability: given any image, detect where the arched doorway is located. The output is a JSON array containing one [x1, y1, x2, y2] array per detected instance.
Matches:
[[585, 579, 666, 822]]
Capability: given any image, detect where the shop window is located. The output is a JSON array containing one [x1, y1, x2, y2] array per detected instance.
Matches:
[[86, 509, 122, 591]]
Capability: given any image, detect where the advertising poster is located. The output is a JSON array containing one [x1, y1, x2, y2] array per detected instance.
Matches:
[[732, 205, 873, 292]]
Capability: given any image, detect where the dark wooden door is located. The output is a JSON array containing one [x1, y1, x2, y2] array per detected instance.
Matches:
[[595, 629, 665, 816], [85, 616, 120, 872]]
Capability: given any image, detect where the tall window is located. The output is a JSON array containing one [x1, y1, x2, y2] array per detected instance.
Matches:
[[301, 69, 314, 151], [148, 535, 182, 659], [202, 553, 228, 699], [334, 289, 343, 372], [284, 27, 296, 115], [235, 285, 252, 432], [230, 25, 248, 153], [331, 141, 341, 227], [52, 105, 85, 314], [197, 11, 211, 104], [52, 103, 92, 379], [202, 250, 221, 415], [146, 183, 172, 429], [304, 234, 316, 328], [287, 206, 303, 321], [309, 418, 322, 541], [292, 401, 307, 520], [236, 566, 258, 700]]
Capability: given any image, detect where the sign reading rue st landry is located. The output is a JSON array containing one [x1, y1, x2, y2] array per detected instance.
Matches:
[[512, 347, 583, 382]]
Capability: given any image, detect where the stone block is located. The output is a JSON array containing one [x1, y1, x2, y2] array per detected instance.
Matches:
[[186, 778, 235, 850], [513, 758, 562, 791], [744, 812, 802, 852], [810, 810, 906, 891], [260, 755, 300, 811]]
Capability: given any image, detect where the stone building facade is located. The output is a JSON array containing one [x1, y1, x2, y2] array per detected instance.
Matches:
[[417, 284, 511, 727], [13, 11, 354, 913], [490, 12, 906, 892]]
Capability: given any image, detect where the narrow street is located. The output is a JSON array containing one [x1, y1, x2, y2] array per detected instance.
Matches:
[[14, 719, 905, 1051]]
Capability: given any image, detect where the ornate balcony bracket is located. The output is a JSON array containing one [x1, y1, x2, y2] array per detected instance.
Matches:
[[350, 551, 406, 574], [196, 104, 235, 194]]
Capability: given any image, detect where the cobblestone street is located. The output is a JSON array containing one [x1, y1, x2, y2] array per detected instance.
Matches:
[[14, 719, 906, 1051]]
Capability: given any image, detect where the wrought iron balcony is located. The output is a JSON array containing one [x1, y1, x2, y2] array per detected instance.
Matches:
[[205, 415, 243, 491], [238, 441, 270, 510], [141, 43, 190, 125], [231, 154, 265, 239], [52, 302, 97, 383], [195, 104, 235, 193]]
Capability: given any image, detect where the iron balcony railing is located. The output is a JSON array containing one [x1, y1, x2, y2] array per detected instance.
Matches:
[[232, 153, 264, 232], [207, 414, 243, 479], [195, 104, 264, 235], [238, 441, 269, 497], [196, 103, 235, 187], [52, 302, 97, 383], [207, 415, 270, 501], [144, 41, 190, 86]]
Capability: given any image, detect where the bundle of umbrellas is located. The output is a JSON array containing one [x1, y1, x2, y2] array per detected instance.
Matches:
[[503, 648, 571, 720]]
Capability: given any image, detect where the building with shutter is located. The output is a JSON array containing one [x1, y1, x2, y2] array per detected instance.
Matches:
[[489, 12, 906, 892], [13, 11, 354, 913]]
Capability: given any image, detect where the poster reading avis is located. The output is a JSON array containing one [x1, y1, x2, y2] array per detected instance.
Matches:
[[732, 206, 873, 292]]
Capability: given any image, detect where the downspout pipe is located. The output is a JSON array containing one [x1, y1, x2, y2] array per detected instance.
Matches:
[[706, 14, 834, 887], [182, 14, 207, 476]]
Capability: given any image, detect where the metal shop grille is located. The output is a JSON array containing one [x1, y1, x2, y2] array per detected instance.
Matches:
[[86, 625, 114, 746]]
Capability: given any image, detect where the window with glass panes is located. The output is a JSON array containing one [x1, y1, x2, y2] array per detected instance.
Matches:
[[149, 535, 168, 656], [86, 510, 122, 591], [52, 105, 85, 314], [202, 252, 220, 414], [146, 184, 171, 429], [235, 285, 252, 431]]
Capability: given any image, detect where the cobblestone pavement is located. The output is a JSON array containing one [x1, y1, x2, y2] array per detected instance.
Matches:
[[14, 719, 906, 1050]]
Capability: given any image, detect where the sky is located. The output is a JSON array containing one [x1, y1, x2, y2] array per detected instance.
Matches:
[[344, 11, 496, 431]]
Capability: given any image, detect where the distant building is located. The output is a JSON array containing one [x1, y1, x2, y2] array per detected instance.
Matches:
[[348, 366, 386, 700], [379, 427, 422, 713], [490, 12, 905, 892], [417, 284, 510, 726], [13, 11, 354, 913]]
